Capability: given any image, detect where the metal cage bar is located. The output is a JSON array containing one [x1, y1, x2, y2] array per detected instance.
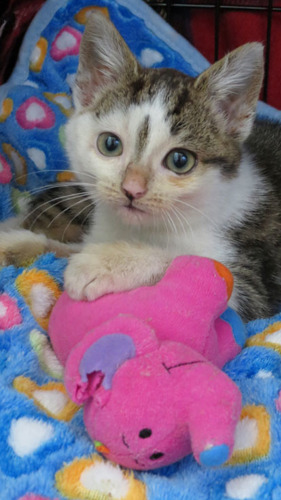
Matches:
[[145, 0, 279, 103]]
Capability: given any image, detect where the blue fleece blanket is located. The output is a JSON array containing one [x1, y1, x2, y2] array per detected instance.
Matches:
[[1, 1, 281, 499]]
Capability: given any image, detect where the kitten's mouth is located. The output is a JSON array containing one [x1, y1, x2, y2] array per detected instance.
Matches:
[[118, 201, 148, 223], [126, 202, 146, 213]]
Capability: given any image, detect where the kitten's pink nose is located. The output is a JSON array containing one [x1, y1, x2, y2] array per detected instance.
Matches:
[[122, 169, 148, 200]]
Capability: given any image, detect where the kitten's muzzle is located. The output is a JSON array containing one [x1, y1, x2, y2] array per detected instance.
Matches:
[[121, 168, 148, 201]]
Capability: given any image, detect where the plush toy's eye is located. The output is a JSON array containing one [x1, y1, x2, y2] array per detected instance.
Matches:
[[139, 428, 152, 439], [164, 148, 197, 174], [150, 452, 164, 460], [97, 132, 123, 156]]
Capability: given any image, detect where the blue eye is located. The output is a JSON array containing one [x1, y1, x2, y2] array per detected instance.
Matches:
[[97, 133, 123, 156], [164, 149, 196, 174]]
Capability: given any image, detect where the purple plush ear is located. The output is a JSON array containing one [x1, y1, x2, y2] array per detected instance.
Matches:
[[64, 315, 159, 405], [66, 333, 136, 405], [80, 333, 136, 390]]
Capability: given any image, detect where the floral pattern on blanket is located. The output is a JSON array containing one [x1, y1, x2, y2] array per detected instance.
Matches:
[[2, 253, 281, 499]]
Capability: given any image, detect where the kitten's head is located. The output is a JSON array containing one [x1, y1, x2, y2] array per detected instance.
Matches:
[[66, 12, 264, 228]]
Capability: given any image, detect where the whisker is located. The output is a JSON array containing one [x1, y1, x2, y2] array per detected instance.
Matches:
[[170, 206, 186, 234], [47, 196, 93, 229], [166, 210, 178, 235], [22, 191, 90, 224], [152, 210, 157, 239], [80, 207, 93, 229], [160, 210, 171, 250], [160, 210, 170, 247], [61, 201, 94, 242], [171, 205, 195, 242], [27, 193, 92, 231], [15, 168, 97, 183], [26, 181, 95, 197], [175, 198, 217, 228]]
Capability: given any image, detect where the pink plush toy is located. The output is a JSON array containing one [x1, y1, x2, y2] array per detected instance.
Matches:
[[48, 256, 245, 470]]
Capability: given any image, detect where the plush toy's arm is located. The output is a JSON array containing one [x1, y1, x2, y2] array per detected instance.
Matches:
[[182, 361, 241, 466], [162, 256, 233, 319]]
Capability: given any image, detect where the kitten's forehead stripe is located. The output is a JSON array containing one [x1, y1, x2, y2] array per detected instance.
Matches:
[[166, 87, 192, 123], [136, 115, 150, 159]]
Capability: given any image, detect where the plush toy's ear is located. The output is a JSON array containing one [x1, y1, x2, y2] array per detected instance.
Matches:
[[162, 256, 233, 319], [65, 333, 136, 405], [64, 315, 159, 405]]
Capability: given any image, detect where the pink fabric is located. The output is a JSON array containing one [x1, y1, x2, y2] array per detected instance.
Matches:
[[0, 293, 22, 330], [0, 154, 12, 184], [50, 256, 239, 366], [50, 26, 82, 61], [16, 97, 55, 129], [49, 256, 242, 469], [19, 495, 58, 500]]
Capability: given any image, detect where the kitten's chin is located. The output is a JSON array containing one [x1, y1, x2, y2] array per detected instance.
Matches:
[[117, 205, 150, 225]]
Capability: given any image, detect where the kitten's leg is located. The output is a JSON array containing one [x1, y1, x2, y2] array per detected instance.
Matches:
[[0, 229, 80, 266], [64, 241, 172, 301]]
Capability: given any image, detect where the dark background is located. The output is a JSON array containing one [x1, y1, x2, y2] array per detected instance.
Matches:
[[0, 0, 280, 108]]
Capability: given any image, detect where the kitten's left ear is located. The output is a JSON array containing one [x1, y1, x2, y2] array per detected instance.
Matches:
[[194, 43, 264, 141], [74, 12, 139, 109]]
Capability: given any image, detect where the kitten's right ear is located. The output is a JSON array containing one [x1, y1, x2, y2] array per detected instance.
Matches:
[[73, 12, 139, 109]]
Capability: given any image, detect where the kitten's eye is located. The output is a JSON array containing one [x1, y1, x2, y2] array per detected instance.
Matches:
[[97, 133, 123, 156], [164, 149, 196, 174]]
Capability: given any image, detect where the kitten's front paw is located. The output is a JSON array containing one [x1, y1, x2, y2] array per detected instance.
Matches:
[[64, 242, 171, 301], [64, 250, 122, 301]]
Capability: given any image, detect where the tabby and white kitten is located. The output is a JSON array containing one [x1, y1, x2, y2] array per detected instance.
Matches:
[[2, 12, 281, 321]]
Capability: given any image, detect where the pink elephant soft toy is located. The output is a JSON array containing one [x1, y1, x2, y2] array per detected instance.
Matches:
[[48, 255, 245, 470]]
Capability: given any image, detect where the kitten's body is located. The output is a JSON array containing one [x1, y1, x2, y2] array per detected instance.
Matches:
[[228, 121, 281, 318], [1, 13, 281, 322], [65, 111, 278, 320]]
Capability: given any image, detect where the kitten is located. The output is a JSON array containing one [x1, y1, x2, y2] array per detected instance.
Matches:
[[2, 12, 281, 322]]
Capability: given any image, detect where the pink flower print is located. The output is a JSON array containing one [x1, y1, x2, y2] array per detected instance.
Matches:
[[0, 154, 12, 184], [19, 495, 59, 500], [276, 390, 281, 412], [51, 26, 82, 61], [0, 294, 22, 330], [16, 97, 55, 129]]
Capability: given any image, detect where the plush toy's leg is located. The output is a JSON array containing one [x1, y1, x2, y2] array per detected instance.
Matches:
[[220, 307, 246, 348], [184, 363, 242, 467], [214, 307, 246, 367], [199, 444, 230, 467]]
